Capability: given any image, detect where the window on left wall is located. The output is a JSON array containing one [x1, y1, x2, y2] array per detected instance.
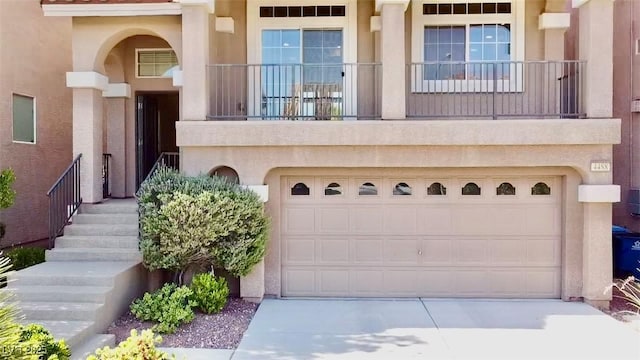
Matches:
[[12, 93, 35, 144]]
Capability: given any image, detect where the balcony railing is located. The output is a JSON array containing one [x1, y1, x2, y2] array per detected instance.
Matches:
[[406, 60, 585, 119], [208, 63, 382, 120]]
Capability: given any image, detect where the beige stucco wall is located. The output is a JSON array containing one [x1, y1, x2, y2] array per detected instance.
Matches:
[[0, 0, 72, 248]]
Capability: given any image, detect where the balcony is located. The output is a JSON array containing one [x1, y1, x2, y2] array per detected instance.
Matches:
[[207, 60, 584, 120], [208, 63, 382, 120], [406, 60, 585, 119]]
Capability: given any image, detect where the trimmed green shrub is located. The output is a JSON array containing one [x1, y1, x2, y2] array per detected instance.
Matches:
[[0, 169, 16, 242], [190, 272, 229, 314], [17, 324, 70, 360], [5, 248, 45, 271], [87, 329, 175, 360], [130, 283, 197, 334], [138, 166, 269, 278]]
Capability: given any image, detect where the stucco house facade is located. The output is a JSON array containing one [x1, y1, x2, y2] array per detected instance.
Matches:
[[0, 0, 72, 248], [42, 0, 619, 307]]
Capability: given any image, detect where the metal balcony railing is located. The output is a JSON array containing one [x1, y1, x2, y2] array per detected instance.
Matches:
[[208, 63, 382, 120], [406, 60, 585, 119]]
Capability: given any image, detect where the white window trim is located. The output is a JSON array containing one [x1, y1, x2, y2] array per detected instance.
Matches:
[[246, 0, 358, 120], [12, 93, 36, 145], [410, 0, 525, 93], [135, 48, 179, 79]]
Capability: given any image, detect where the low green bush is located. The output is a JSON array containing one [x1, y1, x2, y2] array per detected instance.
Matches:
[[190, 272, 229, 314], [130, 283, 197, 334], [6, 247, 45, 271], [17, 324, 70, 360], [138, 166, 269, 280], [87, 329, 174, 360]]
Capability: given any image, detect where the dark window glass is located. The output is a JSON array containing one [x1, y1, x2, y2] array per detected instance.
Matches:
[[531, 182, 551, 195], [483, 3, 497, 13], [427, 182, 447, 196], [423, 3, 437, 15], [496, 182, 516, 196], [317, 5, 331, 16], [468, 3, 482, 14], [288, 6, 302, 17], [359, 182, 378, 196], [393, 183, 412, 196], [331, 5, 345, 16], [325, 183, 342, 196], [291, 183, 310, 196], [462, 182, 481, 196], [497, 2, 511, 13], [274, 6, 287, 17], [438, 3, 452, 14], [453, 3, 467, 14], [259, 6, 273, 17], [303, 6, 316, 16]]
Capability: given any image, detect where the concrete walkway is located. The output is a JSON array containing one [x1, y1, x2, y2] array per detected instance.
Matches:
[[232, 299, 640, 360]]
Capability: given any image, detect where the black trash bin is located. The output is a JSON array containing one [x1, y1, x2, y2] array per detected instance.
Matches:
[[612, 226, 640, 279]]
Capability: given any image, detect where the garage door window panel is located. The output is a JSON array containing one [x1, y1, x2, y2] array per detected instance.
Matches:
[[358, 182, 379, 196], [427, 182, 448, 196], [496, 182, 516, 196], [531, 182, 551, 196], [462, 182, 481, 195], [324, 182, 343, 196], [393, 182, 413, 196], [291, 182, 311, 196]]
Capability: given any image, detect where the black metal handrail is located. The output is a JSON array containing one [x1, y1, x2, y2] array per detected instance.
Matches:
[[47, 154, 82, 249], [103, 153, 112, 199], [136, 152, 180, 198]]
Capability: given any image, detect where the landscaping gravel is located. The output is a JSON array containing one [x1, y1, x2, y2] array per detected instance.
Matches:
[[106, 298, 258, 349]]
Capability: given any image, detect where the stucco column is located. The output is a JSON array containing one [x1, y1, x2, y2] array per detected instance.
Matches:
[[539, 13, 570, 116], [181, 1, 213, 121], [67, 72, 108, 204], [576, 0, 614, 118], [579, 183, 620, 308], [103, 83, 131, 198], [377, 0, 409, 120]]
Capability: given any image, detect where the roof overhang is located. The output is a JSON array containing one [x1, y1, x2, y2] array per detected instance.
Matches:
[[42, 2, 182, 16]]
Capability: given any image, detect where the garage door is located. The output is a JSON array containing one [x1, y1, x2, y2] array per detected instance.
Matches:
[[281, 174, 561, 298]]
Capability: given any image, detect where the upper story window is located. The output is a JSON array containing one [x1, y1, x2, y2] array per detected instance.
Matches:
[[136, 49, 178, 78], [12, 94, 35, 144], [410, 0, 524, 92]]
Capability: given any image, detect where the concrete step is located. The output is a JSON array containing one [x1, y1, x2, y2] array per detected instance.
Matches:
[[71, 334, 116, 360], [20, 301, 103, 322], [8, 261, 139, 287], [6, 285, 111, 303], [56, 236, 139, 249], [80, 202, 138, 215], [64, 224, 138, 237], [72, 213, 138, 225], [22, 320, 96, 350], [46, 248, 142, 262]]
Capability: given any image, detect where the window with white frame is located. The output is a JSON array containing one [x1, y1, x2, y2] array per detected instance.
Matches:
[[12, 93, 35, 144], [411, 0, 524, 92], [136, 49, 178, 78]]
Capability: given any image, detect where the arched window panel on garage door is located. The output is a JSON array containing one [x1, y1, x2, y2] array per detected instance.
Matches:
[[531, 182, 551, 195], [324, 182, 343, 196], [393, 182, 412, 196], [427, 182, 447, 196], [359, 182, 378, 196], [496, 182, 516, 195], [291, 182, 310, 196], [462, 182, 481, 195]]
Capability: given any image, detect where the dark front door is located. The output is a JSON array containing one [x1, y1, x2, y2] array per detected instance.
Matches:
[[136, 92, 179, 189]]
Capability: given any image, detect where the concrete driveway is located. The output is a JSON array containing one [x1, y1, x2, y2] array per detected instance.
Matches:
[[232, 299, 640, 360]]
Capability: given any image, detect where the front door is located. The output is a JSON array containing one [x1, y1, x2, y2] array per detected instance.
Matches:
[[135, 92, 179, 189]]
